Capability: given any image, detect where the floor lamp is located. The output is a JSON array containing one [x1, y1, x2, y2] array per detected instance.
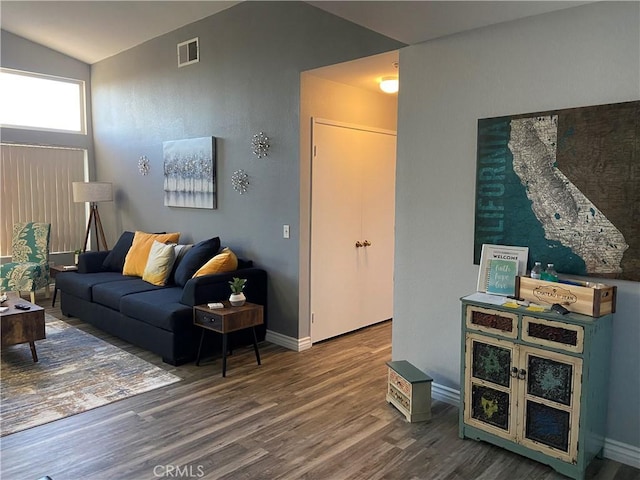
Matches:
[[73, 182, 113, 252]]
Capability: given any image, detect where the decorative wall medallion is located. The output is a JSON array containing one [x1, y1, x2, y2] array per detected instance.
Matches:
[[251, 132, 270, 158], [138, 155, 150, 175], [231, 169, 249, 194]]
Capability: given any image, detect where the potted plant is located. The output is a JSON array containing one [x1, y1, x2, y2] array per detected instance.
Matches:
[[228, 277, 247, 306]]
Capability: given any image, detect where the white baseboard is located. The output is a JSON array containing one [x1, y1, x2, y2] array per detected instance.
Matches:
[[430, 383, 639, 469], [603, 438, 640, 469], [265, 329, 312, 352], [432, 382, 460, 406]]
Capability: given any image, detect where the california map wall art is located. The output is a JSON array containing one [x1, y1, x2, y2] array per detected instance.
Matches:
[[474, 101, 639, 281]]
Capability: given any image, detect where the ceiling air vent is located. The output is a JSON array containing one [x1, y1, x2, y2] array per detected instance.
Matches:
[[177, 37, 199, 67]]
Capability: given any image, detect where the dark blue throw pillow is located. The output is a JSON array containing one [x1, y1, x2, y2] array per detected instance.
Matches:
[[102, 231, 135, 272], [173, 236, 221, 287]]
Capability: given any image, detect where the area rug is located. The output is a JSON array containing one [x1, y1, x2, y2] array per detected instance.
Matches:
[[0, 314, 180, 436]]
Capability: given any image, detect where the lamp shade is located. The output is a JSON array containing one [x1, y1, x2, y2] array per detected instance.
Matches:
[[72, 182, 113, 203]]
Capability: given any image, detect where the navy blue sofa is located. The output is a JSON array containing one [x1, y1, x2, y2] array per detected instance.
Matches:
[[56, 235, 267, 365]]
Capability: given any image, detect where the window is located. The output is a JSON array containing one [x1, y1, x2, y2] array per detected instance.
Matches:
[[0, 68, 86, 134], [0, 144, 87, 256]]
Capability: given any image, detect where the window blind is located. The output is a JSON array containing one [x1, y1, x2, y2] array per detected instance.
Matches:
[[1, 143, 86, 256]]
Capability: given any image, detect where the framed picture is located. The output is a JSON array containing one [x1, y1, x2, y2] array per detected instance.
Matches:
[[477, 244, 528, 293], [163, 136, 216, 209]]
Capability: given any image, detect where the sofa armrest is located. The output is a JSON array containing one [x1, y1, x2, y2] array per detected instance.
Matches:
[[77, 251, 110, 273], [181, 268, 268, 308]]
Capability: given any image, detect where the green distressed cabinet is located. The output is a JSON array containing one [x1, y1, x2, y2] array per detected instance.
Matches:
[[459, 296, 613, 480]]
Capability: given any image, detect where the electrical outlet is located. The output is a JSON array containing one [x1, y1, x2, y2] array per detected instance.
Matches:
[[283, 224, 290, 239]]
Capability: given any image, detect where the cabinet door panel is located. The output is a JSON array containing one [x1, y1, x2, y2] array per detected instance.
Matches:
[[471, 384, 510, 430], [518, 346, 582, 462], [525, 400, 570, 452], [472, 340, 512, 387], [527, 355, 573, 406], [465, 334, 517, 440]]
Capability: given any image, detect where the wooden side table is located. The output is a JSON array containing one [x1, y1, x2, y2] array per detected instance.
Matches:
[[193, 301, 263, 377], [50, 265, 77, 307]]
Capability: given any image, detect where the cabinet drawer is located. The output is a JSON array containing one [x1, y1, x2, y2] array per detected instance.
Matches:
[[522, 317, 584, 354], [388, 384, 411, 410], [466, 306, 518, 339], [388, 369, 412, 398]]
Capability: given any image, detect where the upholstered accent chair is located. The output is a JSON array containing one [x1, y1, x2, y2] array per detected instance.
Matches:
[[0, 222, 51, 303]]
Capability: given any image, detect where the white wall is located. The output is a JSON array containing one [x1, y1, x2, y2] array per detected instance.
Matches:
[[394, 1, 640, 456]]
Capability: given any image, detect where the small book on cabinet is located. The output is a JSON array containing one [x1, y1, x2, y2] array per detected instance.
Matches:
[[485, 258, 518, 296]]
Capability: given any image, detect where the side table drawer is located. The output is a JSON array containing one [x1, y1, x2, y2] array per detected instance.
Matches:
[[194, 310, 223, 330]]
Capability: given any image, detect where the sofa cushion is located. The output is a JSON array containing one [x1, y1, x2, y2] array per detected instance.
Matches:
[[193, 247, 238, 277], [120, 288, 193, 332], [92, 278, 162, 310], [143, 241, 177, 286], [102, 231, 134, 272], [168, 243, 193, 283], [55, 271, 132, 302], [173, 236, 221, 287], [123, 231, 180, 277]]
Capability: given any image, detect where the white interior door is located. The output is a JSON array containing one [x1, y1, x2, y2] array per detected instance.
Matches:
[[310, 119, 396, 343], [359, 128, 396, 324]]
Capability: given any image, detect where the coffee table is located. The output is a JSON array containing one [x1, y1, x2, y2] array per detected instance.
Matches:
[[1, 292, 46, 362]]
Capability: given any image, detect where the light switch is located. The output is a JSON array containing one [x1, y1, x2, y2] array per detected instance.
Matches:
[[283, 224, 290, 239]]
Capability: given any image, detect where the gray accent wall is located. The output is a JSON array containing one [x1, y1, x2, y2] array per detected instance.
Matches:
[[89, 1, 403, 339], [394, 1, 640, 451]]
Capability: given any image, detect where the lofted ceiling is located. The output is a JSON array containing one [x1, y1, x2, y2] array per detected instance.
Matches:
[[1, 1, 590, 93]]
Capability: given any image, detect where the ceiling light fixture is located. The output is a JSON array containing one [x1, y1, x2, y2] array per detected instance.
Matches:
[[379, 61, 399, 94], [379, 77, 399, 94]]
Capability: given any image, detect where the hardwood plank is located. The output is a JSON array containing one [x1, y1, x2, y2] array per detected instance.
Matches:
[[0, 290, 637, 480]]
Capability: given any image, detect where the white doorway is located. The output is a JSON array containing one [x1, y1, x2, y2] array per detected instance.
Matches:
[[310, 118, 396, 343]]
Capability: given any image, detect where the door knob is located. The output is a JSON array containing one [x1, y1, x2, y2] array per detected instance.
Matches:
[[355, 241, 363, 248], [363, 240, 371, 247]]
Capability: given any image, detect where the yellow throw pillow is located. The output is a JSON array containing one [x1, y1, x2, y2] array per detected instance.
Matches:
[[193, 247, 238, 277], [142, 241, 177, 286], [123, 231, 180, 277]]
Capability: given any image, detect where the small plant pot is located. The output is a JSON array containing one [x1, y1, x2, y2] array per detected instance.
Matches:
[[229, 292, 246, 307]]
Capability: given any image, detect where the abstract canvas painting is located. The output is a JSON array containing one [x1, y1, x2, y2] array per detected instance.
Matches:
[[474, 101, 639, 281], [163, 136, 216, 209]]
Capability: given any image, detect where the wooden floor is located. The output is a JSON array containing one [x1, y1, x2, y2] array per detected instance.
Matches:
[[1, 291, 638, 480]]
